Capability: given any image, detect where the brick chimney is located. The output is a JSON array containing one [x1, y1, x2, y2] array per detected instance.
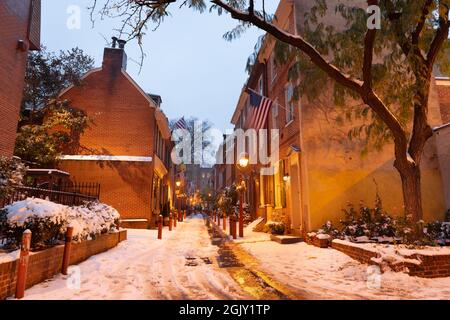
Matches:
[[102, 37, 127, 71]]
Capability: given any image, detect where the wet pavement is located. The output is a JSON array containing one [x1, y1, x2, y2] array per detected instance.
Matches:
[[204, 214, 301, 300]]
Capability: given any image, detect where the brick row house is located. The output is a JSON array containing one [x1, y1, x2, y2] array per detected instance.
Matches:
[[57, 41, 175, 229], [0, 0, 41, 157], [225, 0, 449, 234]]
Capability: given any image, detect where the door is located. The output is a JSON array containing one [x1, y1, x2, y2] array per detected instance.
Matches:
[[289, 155, 302, 233]]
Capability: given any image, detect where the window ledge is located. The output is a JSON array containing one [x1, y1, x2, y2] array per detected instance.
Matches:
[[285, 119, 295, 128]]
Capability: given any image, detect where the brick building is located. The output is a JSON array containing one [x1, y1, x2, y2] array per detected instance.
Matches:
[[0, 0, 41, 157], [228, 0, 448, 233], [57, 40, 174, 229], [184, 165, 214, 195]]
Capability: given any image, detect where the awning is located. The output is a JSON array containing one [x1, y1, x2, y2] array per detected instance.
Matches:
[[154, 155, 168, 178]]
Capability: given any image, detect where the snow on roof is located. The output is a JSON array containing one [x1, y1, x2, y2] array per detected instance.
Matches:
[[59, 155, 153, 162]]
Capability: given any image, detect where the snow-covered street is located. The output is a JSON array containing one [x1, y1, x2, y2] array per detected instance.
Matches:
[[22, 214, 249, 300], [237, 225, 450, 300], [17, 214, 450, 301]]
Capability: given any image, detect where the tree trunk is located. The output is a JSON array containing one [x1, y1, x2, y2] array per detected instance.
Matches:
[[398, 164, 423, 222]]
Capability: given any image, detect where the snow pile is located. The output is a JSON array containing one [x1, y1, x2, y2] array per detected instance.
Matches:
[[67, 202, 120, 241], [6, 198, 68, 227], [3, 198, 120, 244]]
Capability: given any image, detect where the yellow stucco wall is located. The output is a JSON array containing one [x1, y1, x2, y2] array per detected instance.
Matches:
[[301, 87, 446, 231]]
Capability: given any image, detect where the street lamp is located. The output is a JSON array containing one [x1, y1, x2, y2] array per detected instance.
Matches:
[[238, 155, 249, 169], [176, 180, 181, 188], [236, 153, 251, 238]]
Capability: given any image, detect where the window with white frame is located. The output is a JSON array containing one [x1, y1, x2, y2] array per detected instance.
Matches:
[[285, 83, 295, 124], [258, 76, 264, 96]]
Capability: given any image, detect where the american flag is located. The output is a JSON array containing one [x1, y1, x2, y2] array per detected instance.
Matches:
[[174, 117, 188, 130], [245, 90, 273, 131]]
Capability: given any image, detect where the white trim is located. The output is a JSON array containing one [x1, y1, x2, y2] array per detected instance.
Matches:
[[58, 68, 103, 97], [59, 155, 153, 162], [285, 119, 294, 128], [434, 123, 450, 132]]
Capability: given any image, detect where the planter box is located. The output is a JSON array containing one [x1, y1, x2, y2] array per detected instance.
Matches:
[[332, 239, 450, 278], [305, 234, 330, 248], [313, 237, 330, 248], [0, 230, 127, 300]]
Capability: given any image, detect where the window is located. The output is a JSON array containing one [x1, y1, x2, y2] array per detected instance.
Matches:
[[285, 83, 295, 124], [258, 76, 264, 96], [270, 54, 277, 83], [272, 99, 279, 129]]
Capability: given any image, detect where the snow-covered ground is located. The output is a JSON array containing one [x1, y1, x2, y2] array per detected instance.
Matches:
[[237, 225, 450, 300], [21, 214, 249, 300]]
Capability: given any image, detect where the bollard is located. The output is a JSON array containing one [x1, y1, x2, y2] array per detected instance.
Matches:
[[239, 192, 244, 238], [230, 216, 237, 239], [169, 213, 173, 231], [184, 210, 187, 220], [158, 215, 163, 240], [173, 212, 177, 228], [15, 229, 31, 299], [223, 214, 226, 231], [62, 226, 74, 275], [217, 213, 220, 227]]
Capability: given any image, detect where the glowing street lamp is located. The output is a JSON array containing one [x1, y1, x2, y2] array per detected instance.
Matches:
[[176, 180, 181, 188], [236, 153, 251, 238], [238, 155, 249, 169]]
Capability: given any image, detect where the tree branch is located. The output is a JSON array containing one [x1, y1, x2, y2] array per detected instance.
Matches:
[[212, 0, 409, 166], [426, 6, 450, 68], [412, 0, 433, 45], [211, 0, 363, 93]]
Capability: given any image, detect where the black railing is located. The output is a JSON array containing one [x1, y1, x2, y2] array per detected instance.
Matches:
[[0, 185, 100, 208]]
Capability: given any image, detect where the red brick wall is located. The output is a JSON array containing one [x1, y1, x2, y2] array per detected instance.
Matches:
[[59, 54, 159, 225], [332, 240, 450, 278], [0, 230, 127, 300], [0, 0, 38, 157], [437, 85, 450, 124]]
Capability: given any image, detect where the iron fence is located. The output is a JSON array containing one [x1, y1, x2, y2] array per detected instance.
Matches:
[[0, 185, 100, 208]]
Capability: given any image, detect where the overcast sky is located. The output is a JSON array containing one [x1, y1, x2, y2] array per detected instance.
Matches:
[[42, 0, 278, 135]]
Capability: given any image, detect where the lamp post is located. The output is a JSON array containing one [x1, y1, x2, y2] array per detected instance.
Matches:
[[176, 180, 182, 222], [236, 153, 250, 238]]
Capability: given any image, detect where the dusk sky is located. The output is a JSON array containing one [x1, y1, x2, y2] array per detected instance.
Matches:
[[41, 0, 278, 135]]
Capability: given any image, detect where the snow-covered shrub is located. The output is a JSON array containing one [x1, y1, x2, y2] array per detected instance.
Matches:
[[3, 199, 68, 248], [264, 221, 285, 235], [340, 195, 397, 241], [317, 221, 341, 239], [0, 157, 27, 201], [1, 198, 120, 249], [68, 202, 120, 241]]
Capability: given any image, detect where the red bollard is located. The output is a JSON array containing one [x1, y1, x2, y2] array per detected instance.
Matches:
[[62, 226, 74, 275], [15, 229, 31, 299], [231, 216, 237, 240], [174, 212, 177, 228], [169, 214, 173, 231], [239, 192, 244, 238], [223, 214, 226, 231], [184, 210, 187, 220], [158, 215, 163, 240]]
